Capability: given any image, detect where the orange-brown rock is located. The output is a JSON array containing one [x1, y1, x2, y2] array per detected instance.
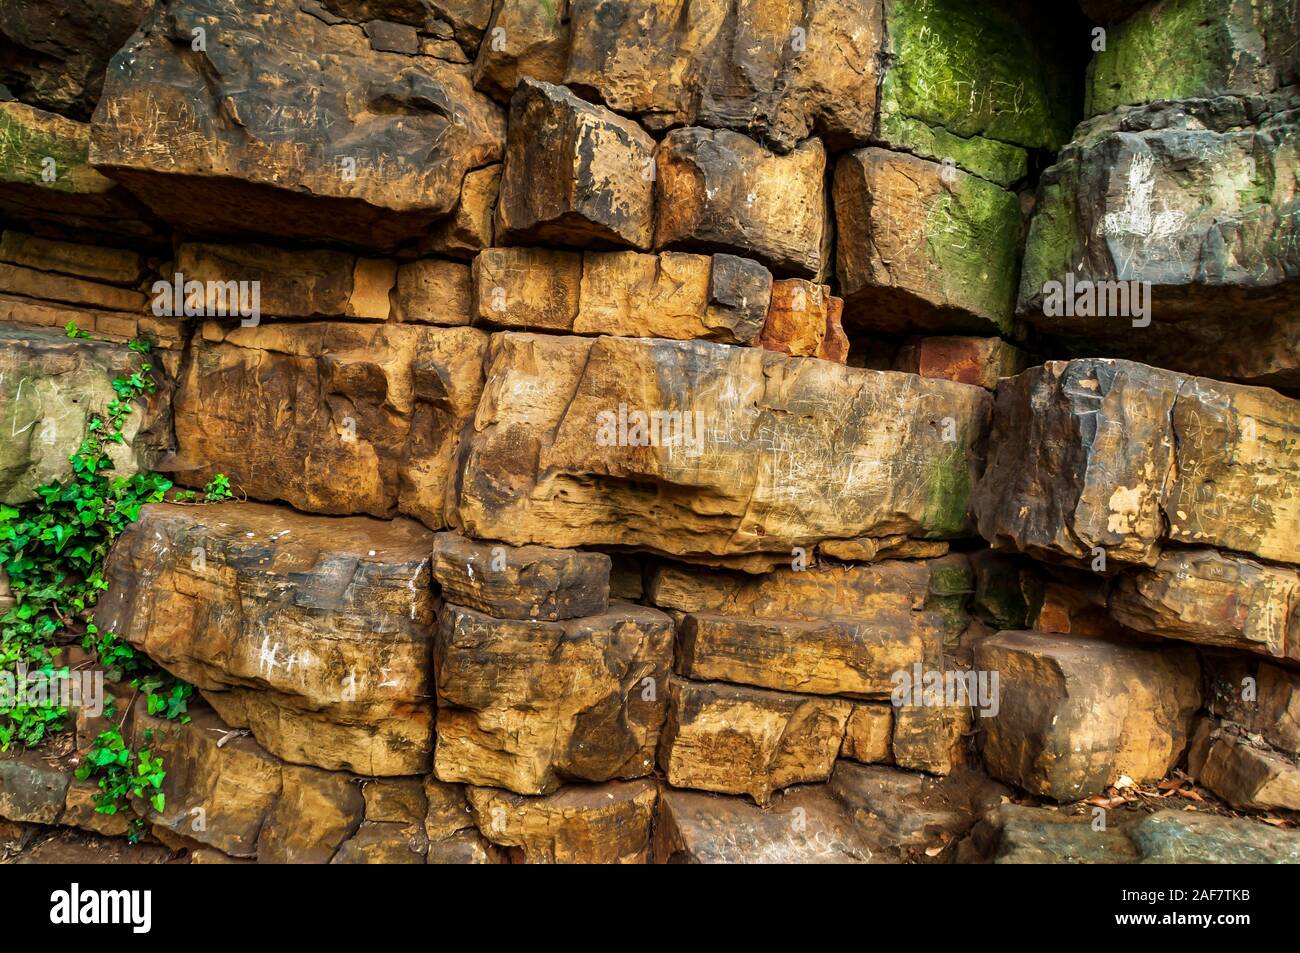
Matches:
[[658, 678, 851, 803], [0, 231, 143, 285], [472, 246, 582, 330], [1110, 550, 1300, 661], [89, 0, 505, 250], [758, 279, 848, 363], [894, 336, 1028, 391], [431, 531, 611, 621], [472, 0, 569, 100], [840, 704, 893, 764], [466, 780, 657, 863], [1204, 657, 1300, 757], [391, 259, 473, 326], [495, 79, 655, 250], [420, 164, 500, 259], [174, 320, 487, 526], [454, 333, 991, 557], [654, 128, 829, 278], [96, 502, 438, 776], [975, 631, 1201, 802], [1188, 718, 1300, 812], [975, 359, 1300, 567], [433, 601, 673, 794]]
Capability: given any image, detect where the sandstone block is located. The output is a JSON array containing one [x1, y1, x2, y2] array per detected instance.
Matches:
[[454, 333, 991, 557], [1189, 718, 1300, 812], [0, 231, 143, 285], [472, 246, 581, 330], [975, 630, 1201, 801], [472, 0, 569, 100], [840, 704, 893, 764], [654, 128, 829, 278], [495, 79, 655, 249], [757, 279, 846, 362], [96, 502, 439, 776], [420, 164, 500, 259], [1204, 657, 1300, 757], [975, 359, 1300, 567], [391, 259, 473, 325], [433, 601, 673, 794], [174, 321, 488, 526], [834, 148, 1021, 335], [658, 678, 851, 803], [431, 531, 611, 621], [894, 336, 1027, 391], [89, 0, 505, 250]]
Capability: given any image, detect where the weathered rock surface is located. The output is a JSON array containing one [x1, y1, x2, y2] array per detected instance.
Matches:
[[1018, 95, 1300, 387], [433, 601, 673, 794], [757, 279, 847, 362], [0, 323, 170, 504], [895, 337, 1027, 391], [961, 803, 1300, 864], [975, 631, 1201, 801], [466, 780, 657, 863], [975, 359, 1300, 567], [473, 0, 569, 100], [834, 148, 1021, 335], [1086, 0, 1299, 115], [1188, 717, 1300, 811], [454, 333, 991, 557], [1204, 656, 1300, 756], [495, 79, 654, 250], [0, 0, 153, 119], [431, 531, 610, 621], [654, 128, 829, 278], [391, 258, 473, 325], [96, 502, 438, 776], [563, 0, 882, 153], [1111, 550, 1300, 661], [658, 678, 851, 803], [89, 0, 505, 249], [174, 321, 487, 526], [174, 244, 396, 321]]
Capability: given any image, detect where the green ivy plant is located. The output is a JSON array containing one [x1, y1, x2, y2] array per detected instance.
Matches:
[[0, 326, 229, 841]]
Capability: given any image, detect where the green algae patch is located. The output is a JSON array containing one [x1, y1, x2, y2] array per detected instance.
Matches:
[[0, 102, 108, 195], [924, 175, 1021, 334], [921, 439, 975, 539]]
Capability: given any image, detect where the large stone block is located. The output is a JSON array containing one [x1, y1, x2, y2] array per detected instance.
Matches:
[[174, 321, 488, 526], [472, 0, 570, 100], [454, 333, 991, 557], [1110, 550, 1300, 661], [975, 630, 1201, 801], [834, 148, 1021, 335], [433, 601, 673, 794], [658, 678, 851, 803], [88, 0, 505, 250], [0, 323, 171, 504], [563, 0, 882, 153], [1018, 95, 1300, 387], [975, 359, 1300, 567], [495, 79, 655, 250], [1188, 717, 1300, 811], [466, 780, 657, 863], [96, 502, 439, 776], [654, 128, 829, 278], [1086, 0, 1299, 115]]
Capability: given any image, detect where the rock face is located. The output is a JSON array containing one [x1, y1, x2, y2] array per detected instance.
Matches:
[[834, 148, 1021, 334], [454, 333, 991, 557], [96, 502, 439, 776], [88, 0, 505, 249], [975, 359, 1300, 568], [0, 0, 153, 119], [495, 79, 655, 249], [433, 602, 673, 794], [174, 321, 487, 527], [975, 631, 1201, 801], [655, 128, 829, 278], [0, 323, 170, 503], [1019, 95, 1300, 387]]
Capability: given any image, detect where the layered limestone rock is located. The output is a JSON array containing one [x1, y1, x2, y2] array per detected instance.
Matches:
[[1018, 94, 1300, 387], [433, 601, 673, 794], [654, 128, 829, 278], [975, 359, 1300, 568], [495, 79, 655, 250], [88, 0, 505, 249], [658, 678, 851, 803], [975, 631, 1201, 802], [834, 148, 1021, 335], [0, 323, 170, 503], [454, 333, 991, 557], [95, 502, 439, 776], [466, 780, 658, 863], [174, 321, 488, 526]]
